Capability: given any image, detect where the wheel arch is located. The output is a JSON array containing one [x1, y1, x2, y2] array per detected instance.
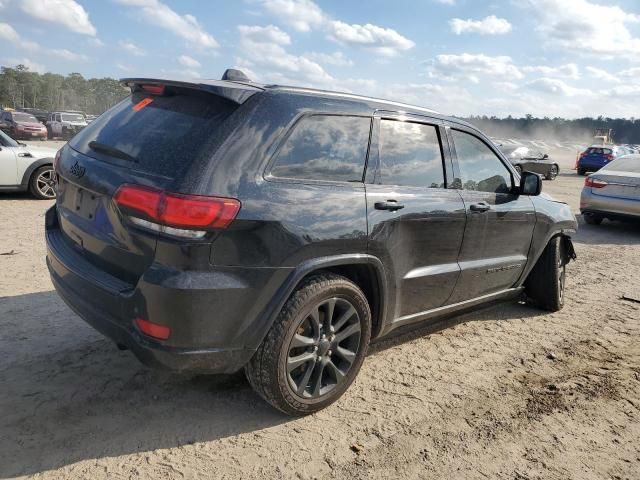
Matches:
[[518, 229, 576, 287], [250, 255, 388, 351], [20, 157, 54, 188]]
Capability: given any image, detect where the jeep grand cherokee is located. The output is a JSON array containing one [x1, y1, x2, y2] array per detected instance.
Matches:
[[46, 70, 577, 415]]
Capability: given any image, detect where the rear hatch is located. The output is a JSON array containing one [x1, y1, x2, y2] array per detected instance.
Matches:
[[55, 80, 256, 285], [581, 147, 613, 167]]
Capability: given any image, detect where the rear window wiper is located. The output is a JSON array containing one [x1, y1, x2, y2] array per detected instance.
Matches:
[[88, 141, 138, 163]]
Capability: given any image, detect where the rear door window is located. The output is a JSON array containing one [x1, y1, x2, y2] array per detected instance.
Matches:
[[378, 120, 445, 188], [270, 115, 371, 182], [69, 88, 238, 178]]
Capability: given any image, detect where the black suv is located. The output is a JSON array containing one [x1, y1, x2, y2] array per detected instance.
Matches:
[[46, 71, 577, 415]]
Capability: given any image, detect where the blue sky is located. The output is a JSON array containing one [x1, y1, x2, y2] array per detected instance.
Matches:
[[1, 0, 640, 118]]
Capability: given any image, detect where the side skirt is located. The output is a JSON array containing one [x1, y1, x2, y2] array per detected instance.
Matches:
[[383, 287, 524, 335]]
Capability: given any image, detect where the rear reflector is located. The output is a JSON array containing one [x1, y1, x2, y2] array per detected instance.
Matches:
[[114, 184, 241, 232], [585, 177, 608, 188], [135, 318, 171, 340]]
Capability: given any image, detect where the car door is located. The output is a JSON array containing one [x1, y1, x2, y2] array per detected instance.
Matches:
[[446, 126, 536, 302], [522, 151, 547, 175], [53, 114, 62, 136], [366, 114, 466, 326], [0, 137, 18, 186]]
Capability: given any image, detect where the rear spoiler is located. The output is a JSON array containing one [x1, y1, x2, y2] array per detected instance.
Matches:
[[120, 78, 263, 105]]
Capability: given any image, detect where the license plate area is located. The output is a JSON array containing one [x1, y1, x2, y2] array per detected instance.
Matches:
[[59, 179, 100, 221]]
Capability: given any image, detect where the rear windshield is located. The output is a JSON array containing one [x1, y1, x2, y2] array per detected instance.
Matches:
[[603, 156, 640, 173], [586, 147, 612, 155], [69, 88, 237, 178]]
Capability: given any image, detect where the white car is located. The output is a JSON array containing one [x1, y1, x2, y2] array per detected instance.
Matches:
[[0, 130, 57, 199], [46, 112, 88, 139]]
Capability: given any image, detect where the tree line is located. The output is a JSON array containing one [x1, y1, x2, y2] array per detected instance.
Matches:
[[463, 114, 640, 144], [0, 65, 128, 115], [2, 65, 639, 144]]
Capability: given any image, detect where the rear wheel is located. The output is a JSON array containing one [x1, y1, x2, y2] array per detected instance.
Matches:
[[577, 167, 586, 175], [514, 165, 522, 175], [525, 236, 566, 312], [29, 165, 57, 200], [245, 273, 371, 416], [583, 213, 603, 225], [546, 164, 559, 180]]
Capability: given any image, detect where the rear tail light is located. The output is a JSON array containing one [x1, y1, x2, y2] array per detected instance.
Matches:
[[53, 149, 61, 171], [114, 184, 241, 238], [135, 318, 171, 340], [585, 177, 608, 188]]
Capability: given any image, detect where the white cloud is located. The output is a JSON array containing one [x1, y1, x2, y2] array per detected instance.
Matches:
[[430, 53, 523, 83], [522, 63, 580, 80], [586, 66, 620, 83], [523, 0, 640, 58], [450, 15, 512, 35], [306, 51, 352, 67], [525, 77, 593, 97], [237, 24, 334, 87], [89, 38, 105, 47], [618, 67, 640, 78], [115, 0, 219, 49], [20, 0, 96, 36], [5, 58, 45, 73], [0, 22, 39, 50], [50, 48, 88, 61], [433, 0, 455, 4], [118, 40, 146, 56], [329, 21, 415, 57], [256, 0, 325, 32], [607, 84, 640, 98], [178, 55, 201, 69]]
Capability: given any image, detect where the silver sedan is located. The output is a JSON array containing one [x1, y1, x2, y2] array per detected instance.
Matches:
[[580, 154, 640, 225]]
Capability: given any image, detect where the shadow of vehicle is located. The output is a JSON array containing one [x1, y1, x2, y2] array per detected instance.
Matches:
[[572, 214, 640, 246], [0, 289, 547, 477]]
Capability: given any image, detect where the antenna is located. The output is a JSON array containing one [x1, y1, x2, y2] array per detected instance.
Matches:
[[221, 69, 252, 82]]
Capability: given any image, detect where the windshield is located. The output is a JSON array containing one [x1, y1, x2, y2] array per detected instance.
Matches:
[[603, 156, 640, 173], [61, 114, 86, 122], [13, 113, 38, 123], [0, 129, 19, 147], [586, 147, 612, 155]]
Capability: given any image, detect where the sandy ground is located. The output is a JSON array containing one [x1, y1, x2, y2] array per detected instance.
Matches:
[[1, 144, 639, 479]]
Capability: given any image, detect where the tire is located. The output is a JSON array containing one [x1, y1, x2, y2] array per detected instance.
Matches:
[[245, 273, 371, 416], [29, 165, 57, 200], [525, 236, 566, 312], [514, 165, 522, 175], [577, 168, 586, 176], [546, 164, 559, 180], [583, 213, 603, 225]]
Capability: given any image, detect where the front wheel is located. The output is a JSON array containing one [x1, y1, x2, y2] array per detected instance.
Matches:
[[245, 273, 371, 416], [525, 236, 566, 312], [546, 164, 559, 180]]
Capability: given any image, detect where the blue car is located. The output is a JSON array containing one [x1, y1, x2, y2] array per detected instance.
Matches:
[[577, 145, 631, 175]]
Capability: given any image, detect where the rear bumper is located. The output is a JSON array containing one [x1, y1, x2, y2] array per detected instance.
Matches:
[[45, 205, 290, 373], [580, 188, 640, 219]]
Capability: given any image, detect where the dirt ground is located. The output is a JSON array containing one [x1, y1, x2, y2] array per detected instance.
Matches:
[[1, 144, 639, 479]]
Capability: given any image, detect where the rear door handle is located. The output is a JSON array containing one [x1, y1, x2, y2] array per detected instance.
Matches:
[[469, 202, 491, 213], [375, 200, 405, 211]]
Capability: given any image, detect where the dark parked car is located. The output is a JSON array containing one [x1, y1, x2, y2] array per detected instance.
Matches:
[[0, 110, 48, 140], [577, 145, 629, 175], [498, 145, 559, 180], [46, 71, 578, 415]]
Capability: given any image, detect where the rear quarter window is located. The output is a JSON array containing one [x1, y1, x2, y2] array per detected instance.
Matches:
[[269, 115, 371, 183], [69, 88, 238, 179]]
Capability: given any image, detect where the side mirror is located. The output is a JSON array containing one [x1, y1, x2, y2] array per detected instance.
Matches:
[[542, 153, 549, 159], [520, 171, 542, 196]]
